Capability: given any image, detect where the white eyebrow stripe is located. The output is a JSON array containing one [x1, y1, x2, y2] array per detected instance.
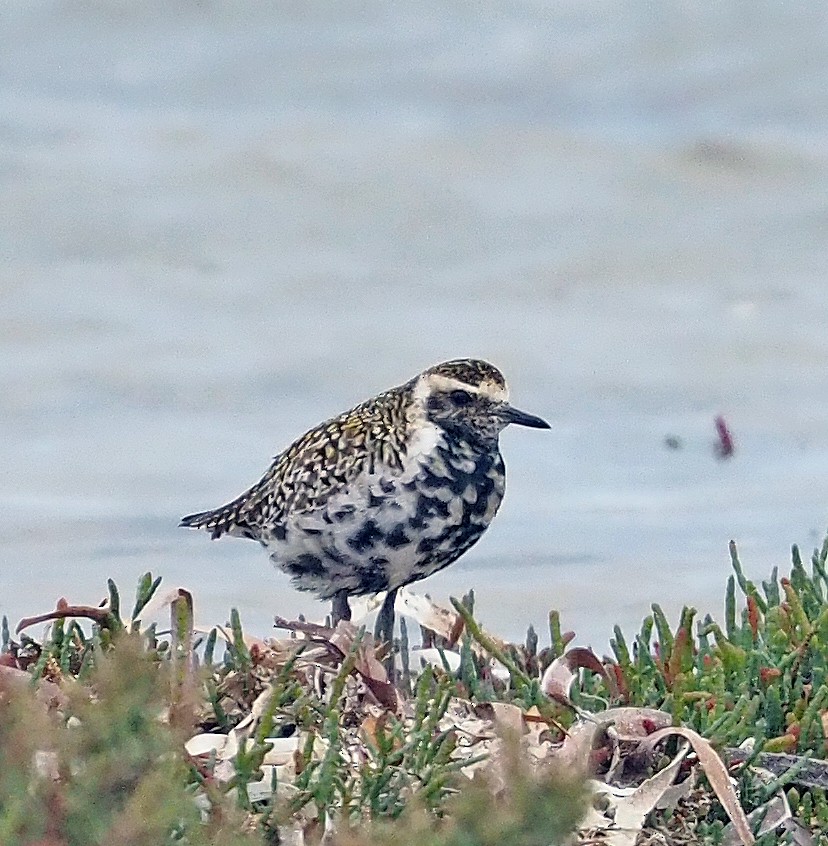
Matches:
[[413, 373, 509, 403]]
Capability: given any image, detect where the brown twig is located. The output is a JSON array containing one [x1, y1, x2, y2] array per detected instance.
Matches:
[[273, 615, 334, 639], [16, 600, 113, 634]]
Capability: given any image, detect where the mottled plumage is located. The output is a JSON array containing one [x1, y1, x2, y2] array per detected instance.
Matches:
[[180, 359, 549, 638]]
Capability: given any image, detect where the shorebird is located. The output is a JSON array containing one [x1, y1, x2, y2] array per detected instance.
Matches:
[[180, 359, 549, 646]]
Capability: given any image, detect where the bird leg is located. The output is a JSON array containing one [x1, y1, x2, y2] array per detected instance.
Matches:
[[373, 588, 397, 644], [373, 587, 398, 679], [331, 590, 351, 626]]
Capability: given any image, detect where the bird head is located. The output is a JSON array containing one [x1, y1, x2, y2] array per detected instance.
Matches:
[[411, 359, 550, 444]]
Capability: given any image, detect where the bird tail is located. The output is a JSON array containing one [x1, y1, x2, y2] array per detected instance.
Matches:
[[179, 492, 257, 541]]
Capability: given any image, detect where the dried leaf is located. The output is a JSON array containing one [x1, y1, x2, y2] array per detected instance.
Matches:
[[185, 733, 229, 758], [614, 742, 689, 827], [540, 654, 578, 703], [601, 706, 673, 741], [329, 621, 398, 710], [262, 736, 302, 766], [580, 744, 689, 846], [722, 793, 790, 844], [553, 717, 602, 773], [656, 765, 697, 812], [395, 589, 461, 642], [642, 726, 754, 845]]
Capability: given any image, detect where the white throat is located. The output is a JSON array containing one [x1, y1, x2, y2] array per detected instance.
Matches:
[[405, 419, 442, 461]]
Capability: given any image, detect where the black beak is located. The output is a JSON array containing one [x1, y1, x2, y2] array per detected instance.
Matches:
[[500, 404, 551, 429]]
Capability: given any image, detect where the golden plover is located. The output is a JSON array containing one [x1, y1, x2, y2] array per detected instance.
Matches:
[[180, 359, 549, 644]]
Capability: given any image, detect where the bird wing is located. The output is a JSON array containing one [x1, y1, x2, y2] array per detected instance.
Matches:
[[180, 393, 410, 540]]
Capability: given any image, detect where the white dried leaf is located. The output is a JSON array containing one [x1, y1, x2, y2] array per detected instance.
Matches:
[[540, 654, 578, 702], [460, 755, 491, 779], [346, 595, 383, 624], [278, 823, 306, 846], [185, 733, 228, 758], [246, 766, 278, 802], [453, 717, 495, 744], [396, 589, 460, 641], [223, 730, 240, 760], [262, 735, 301, 766], [134, 587, 192, 623], [245, 768, 302, 803]]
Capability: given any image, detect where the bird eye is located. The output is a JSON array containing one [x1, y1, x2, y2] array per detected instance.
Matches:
[[450, 389, 473, 407]]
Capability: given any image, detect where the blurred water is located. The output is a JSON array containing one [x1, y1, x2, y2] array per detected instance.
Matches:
[[3, 1, 828, 648]]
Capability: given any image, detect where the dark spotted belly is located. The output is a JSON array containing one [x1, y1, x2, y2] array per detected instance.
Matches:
[[264, 444, 506, 599]]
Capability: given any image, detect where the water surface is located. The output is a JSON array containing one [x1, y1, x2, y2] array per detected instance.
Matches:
[[3, 2, 828, 647]]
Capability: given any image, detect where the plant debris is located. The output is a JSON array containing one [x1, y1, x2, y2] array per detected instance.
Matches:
[[5, 537, 828, 844]]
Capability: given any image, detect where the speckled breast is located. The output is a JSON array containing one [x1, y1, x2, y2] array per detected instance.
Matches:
[[267, 438, 507, 599]]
